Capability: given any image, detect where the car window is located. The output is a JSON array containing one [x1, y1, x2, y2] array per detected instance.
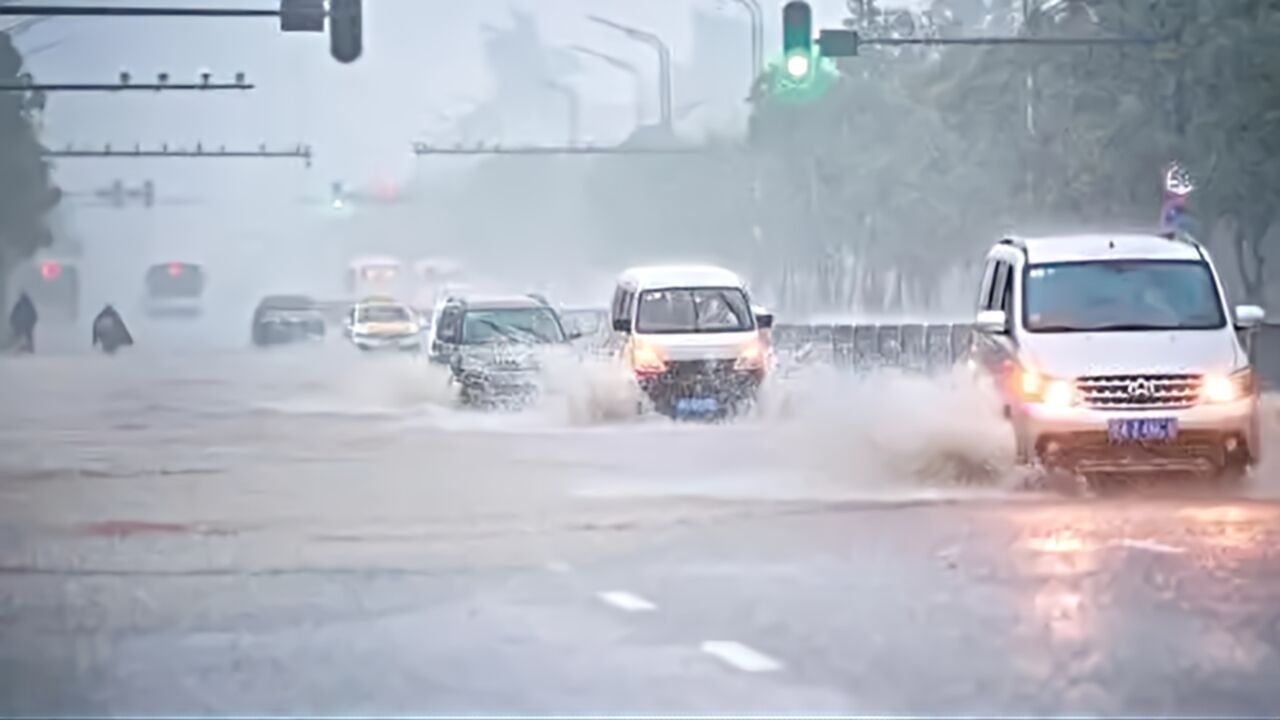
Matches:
[[635, 288, 753, 334], [1023, 260, 1227, 332], [358, 305, 411, 323], [461, 308, 566, 344], [436, 307, 462, 342]]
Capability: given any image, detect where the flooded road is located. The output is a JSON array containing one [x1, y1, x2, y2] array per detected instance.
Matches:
[[2, 343, 1279, 714]]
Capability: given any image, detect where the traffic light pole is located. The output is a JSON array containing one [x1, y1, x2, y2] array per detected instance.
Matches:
[[45, 144, 313, 165], [0, 82, 253, 91], [0, 1, 362, 63], [0, 6, 277, 17], [412, 143, 705, 156]]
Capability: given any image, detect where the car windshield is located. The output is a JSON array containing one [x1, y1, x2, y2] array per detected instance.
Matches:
[[1023, 260, 1227, 332], [462, 307, 566, 344], [636, 287, 753, 334], [358, 305, 411, 323]]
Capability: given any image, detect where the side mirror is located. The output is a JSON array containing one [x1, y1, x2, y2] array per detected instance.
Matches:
[[756, 312, 774, 330], [975, 309, 1009, 335], [612, 317, 630, 333], [1235, 304, 1266, 329]]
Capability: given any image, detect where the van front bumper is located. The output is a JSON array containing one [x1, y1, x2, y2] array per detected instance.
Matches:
[[1015, 398, 1260, 474], [638, 360, 764, 416]]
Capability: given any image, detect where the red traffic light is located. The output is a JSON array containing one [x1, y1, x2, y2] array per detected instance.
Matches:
[[40, 261, 62, 281]]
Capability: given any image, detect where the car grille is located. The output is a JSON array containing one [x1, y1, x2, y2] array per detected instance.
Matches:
[[1076, 373, 1202, 409], [665, 359, 738, 379]]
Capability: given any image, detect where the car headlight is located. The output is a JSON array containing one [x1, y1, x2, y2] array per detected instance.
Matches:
[[1202, 368, 1254, 403], [1018, 367, 1076, 409], [734, 338, 766, 371]]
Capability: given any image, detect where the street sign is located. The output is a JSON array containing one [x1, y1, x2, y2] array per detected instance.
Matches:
[[818, 29, 859, 57], [1164, 161, 1194, 197], [279, 0, 324, 32]]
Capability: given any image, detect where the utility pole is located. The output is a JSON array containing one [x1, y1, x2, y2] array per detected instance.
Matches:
[[727, 0, 764, 87]]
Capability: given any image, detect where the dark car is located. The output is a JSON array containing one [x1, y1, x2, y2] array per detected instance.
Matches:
[[428, 294, 580, 407], [13, 259, 79, 322], [144, 262, 205, 318], [252, 295, 326, 347]]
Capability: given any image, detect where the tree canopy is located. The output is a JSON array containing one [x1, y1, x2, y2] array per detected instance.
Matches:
[[0, 30, 61, 308]]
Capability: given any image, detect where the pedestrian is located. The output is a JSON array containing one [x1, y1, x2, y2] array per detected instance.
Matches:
[[92, 304, 134, 354], [8, 292, 37, 353]]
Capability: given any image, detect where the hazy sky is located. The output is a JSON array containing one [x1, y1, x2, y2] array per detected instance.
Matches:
[[19, 0, 866, 193]]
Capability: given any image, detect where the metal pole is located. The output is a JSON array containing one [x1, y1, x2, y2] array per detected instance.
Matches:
[[655, 39, 672, 129], [728, 0, 762, 84], [0, 82, 253, 91], [0, 6, 278, 17]]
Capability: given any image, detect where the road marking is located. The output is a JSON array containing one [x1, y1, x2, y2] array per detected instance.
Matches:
[[700, 641, 784, 673], [1113, 538, 1186, 555], [597, 590, 657, 612]]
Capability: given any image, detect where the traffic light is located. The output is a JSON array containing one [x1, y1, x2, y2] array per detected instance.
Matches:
[[329, 0, 363, 64], [782, 1, 813, 80]]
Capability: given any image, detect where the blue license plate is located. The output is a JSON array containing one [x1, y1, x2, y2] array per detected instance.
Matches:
[[1108, 417, 1178, 443], [676, 397, 719, 415]]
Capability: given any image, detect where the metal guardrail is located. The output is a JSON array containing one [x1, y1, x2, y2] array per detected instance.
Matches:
[[771, 322, 974, 372], [773, 322, 1280, 389]]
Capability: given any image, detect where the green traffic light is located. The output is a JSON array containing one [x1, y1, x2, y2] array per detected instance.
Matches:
[[785, 51, 811, 79]]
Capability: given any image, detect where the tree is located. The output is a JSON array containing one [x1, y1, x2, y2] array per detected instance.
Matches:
[[743, 0, 1280, 315], [0, 30, 60, 311]]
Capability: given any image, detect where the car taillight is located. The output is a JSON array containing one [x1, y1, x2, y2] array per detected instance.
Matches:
[[40, 261, 62, 281], [168, 263, 184, 277]]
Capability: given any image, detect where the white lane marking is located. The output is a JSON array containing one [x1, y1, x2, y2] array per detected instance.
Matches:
[[700, 641, 784, 673], [1113, 538, 1187, 555], [597, 590, 657, 613]]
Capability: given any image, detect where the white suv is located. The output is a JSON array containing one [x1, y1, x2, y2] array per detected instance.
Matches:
[[970, 233, 1266, 482]]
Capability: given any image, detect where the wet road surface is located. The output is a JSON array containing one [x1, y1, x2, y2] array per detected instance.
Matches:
[[2, 343, 1279, 715]]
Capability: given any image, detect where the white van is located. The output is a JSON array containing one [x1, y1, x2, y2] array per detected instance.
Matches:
[[971, 232, 1265, 483], [345, 255, 405, 301], [609, 265, 773, 418]]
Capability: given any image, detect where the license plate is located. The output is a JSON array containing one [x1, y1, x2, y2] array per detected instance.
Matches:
[[1108, 417, 1178, 443], [676, 397, 719, 415]]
